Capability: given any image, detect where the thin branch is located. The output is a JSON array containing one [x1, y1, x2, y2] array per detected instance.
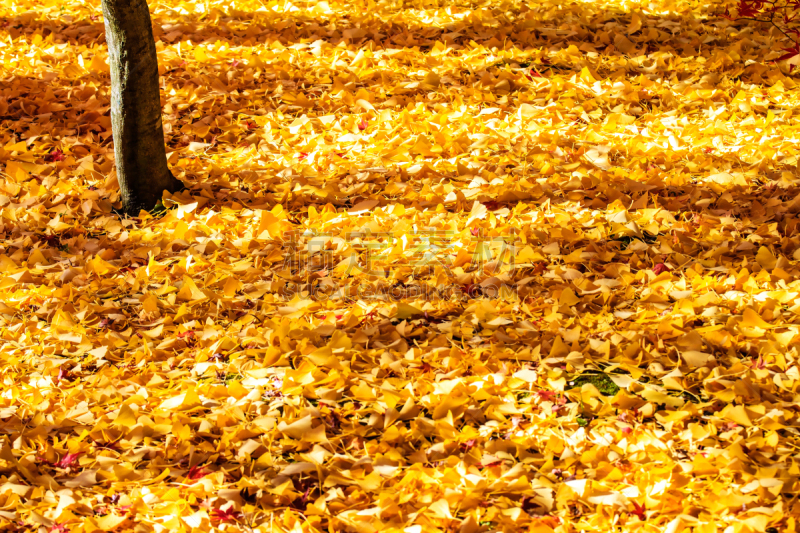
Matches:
[[729, 14, 799, 46]]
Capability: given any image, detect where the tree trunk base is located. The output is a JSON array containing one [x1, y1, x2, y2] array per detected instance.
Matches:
[[122, 171, 184, 215], [103, 0, 179, 216]]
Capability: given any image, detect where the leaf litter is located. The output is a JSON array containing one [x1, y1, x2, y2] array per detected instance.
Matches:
[[1, 0, 800, 532]]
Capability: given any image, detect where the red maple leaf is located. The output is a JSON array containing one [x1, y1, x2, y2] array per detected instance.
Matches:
[[358, 118, 368, 131], [460, 438, 477, 452], [652, 263, 671, 275], [55, 452, 82, 469], [631, 501, 647, 521], [735, 0, 766, 18], [536, 390, 559, 401], [49, 524, 69, 533], [57, 367, 76, 382], [186, 465, 208, 480], [211, 508, 242, 523], [177, 331, 196, 342], [777, 46, 800, 62], [45, 149, 65, 162]]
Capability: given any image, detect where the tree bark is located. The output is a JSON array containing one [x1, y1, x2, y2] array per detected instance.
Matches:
[[102, 0, 181, 214]]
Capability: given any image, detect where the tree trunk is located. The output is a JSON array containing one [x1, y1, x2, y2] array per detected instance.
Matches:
[[102, 0, 181, 214]]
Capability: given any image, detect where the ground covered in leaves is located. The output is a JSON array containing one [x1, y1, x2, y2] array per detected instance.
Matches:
[[1, 0, 800, 531]]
